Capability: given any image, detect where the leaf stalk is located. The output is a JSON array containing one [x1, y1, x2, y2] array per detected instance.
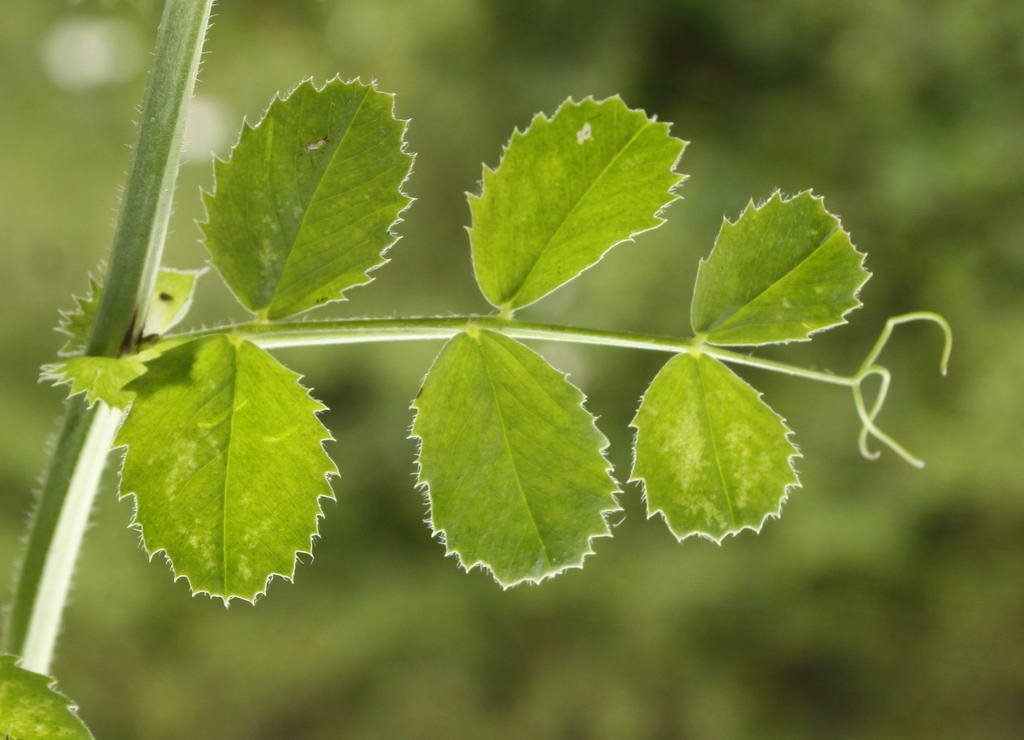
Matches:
[[170, 310, 948, 468]]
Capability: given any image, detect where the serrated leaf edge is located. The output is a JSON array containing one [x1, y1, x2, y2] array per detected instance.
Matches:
[[466, 95, 688, 310], [39, 338, 190, 410], [199, 76, 416, 319], [38, 359, 135, 410], [0, 654, 94, 740], [113, 339, 338, 605], [628, 352, 802, 544], [408, 330, 622, 589], [695, 189, 871, 346], [55, 265, 105, 357]]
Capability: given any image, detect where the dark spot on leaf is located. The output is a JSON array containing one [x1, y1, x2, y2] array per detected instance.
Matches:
[[159, 292, 173, 302]]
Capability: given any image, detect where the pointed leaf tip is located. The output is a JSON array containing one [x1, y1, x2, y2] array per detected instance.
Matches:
[[56, 273, 103, 357], [691, 191, 869, 346], [202, 78, 414, 319], [469, 96, 686, 310]]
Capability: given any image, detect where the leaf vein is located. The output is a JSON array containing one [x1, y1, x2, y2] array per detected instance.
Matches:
[[510, 120, 653, 306], [708, 222, 846, 335], [696, 358, 737, 528], [477, 338, 552, 570], [273, 85, 372, 304]]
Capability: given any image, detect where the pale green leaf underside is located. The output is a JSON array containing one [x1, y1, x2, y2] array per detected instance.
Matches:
[[631, 353, 799, 541], [116, 335, 336, 601], [41, 337, 189, 410], [41, 356, 146, 410], [0, 654, 94, 740], [202, 77, 413, 319], [142, 267, 205, 336], [45, 265, 201, 408], [411, 330, 620, 586], [57, 266, 201, 358], [469, 96, 686, 310], [691, 191, 869, 346]]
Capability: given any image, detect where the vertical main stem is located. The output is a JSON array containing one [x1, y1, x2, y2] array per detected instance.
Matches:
[[88, 0, 215, 357], [11, 403, 123, 675], [2, 0, 215, 671], [2, 397, 96, 662]]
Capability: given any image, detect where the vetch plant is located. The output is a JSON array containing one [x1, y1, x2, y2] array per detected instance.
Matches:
[[0, 2, 950, 737]]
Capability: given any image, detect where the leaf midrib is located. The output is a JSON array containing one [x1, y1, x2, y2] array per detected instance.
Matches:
[[508, 119, 652, 307], [268, 85, 372, 314], [696, 357, 737, 530], [221, 341, 241, 595], [271, 164, 410, 313], [477, 337, 551, 572], [700, 220, 845, 337]]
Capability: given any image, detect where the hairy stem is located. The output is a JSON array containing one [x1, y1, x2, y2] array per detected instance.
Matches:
[[2, 0, 215, 671], [88, 0, 215, 357], [2, 402, 122, 674]]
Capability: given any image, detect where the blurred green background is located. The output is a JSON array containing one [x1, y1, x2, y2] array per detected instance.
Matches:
[[2, 0, 1022, 737]]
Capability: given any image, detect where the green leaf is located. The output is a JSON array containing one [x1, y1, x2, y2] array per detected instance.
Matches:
[[202, 78, 414, 319], [142, 267, 205, 337], [41, 338, 189, 410], [115, 335, 337, 601], [411, 330, 620, 586], [468, 96, 686, 311], [56, 273, 103, 357], [41, 356, 146, 410], [630, 352, 800, 541], [45, 265, 200, 408], [0, 654, 94, 740], [56, 267, 202, 357], [691, 191, 869, 346]]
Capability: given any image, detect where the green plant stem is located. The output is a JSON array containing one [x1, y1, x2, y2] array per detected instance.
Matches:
[[208, 315, 701, 352], [174, 312, 949, 468], [2, 0, 214, 672], [176, 315, 857, 383], [1, 401, 122, 674], [88, 0, 215, 357], [3, 397, 92, 662], [699, 346, 857, 387]]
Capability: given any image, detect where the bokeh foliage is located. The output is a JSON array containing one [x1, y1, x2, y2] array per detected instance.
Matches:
[[2, 0, 1022, 738]]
